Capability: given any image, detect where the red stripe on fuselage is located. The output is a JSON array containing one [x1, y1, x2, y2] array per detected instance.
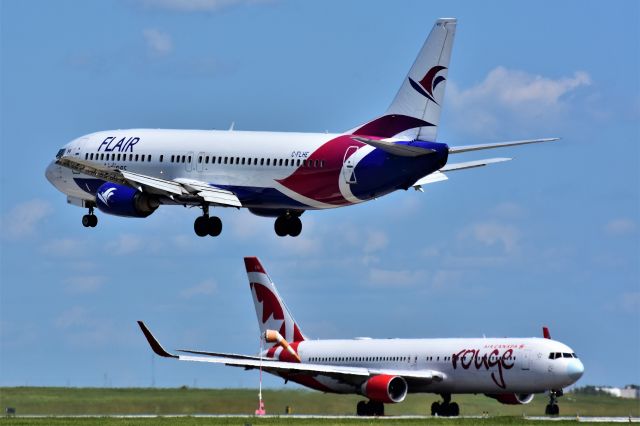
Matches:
[[277, 136, 364, 206]]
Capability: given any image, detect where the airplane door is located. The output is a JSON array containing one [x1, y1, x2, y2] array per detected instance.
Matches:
[[186, 151, 194, 172], [342, 146, 359, 184], [196, 151, 206, 172], [72, 137, 89, 175], [520, 350, 531, 370]]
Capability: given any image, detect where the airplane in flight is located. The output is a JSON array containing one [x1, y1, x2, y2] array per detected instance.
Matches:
[[46, 18, 557, 237], [138, 257, 584, 417]]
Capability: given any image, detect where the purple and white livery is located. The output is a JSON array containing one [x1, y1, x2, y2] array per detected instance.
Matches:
[[46, 18, 558, 237]]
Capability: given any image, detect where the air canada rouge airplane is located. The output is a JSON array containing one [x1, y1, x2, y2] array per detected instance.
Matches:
[[138, 257, 584, 417], [46, 18, 557, 237]]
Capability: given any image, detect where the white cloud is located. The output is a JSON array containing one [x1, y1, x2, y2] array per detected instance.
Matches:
[[461, 221, 520, 254], [55, 306, 89, 329], [41, 238, 87, 257], [447, 67, 591, 136], [2, 199, 53, 239], [604, 218, 637, 236], [181, 279, 217, 299], [142, 28, 173, 56], [363, 230, 388, 254], [65, 275, 107, 294], [368, 268, 426, 287], [138, 0, 269, 12], [105, 234, 144, 254]]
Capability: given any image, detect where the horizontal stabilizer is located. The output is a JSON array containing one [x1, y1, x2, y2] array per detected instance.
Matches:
[[449, 138, 559, 154], [441, 157, 511, 171], [351, 137, 435, 157]]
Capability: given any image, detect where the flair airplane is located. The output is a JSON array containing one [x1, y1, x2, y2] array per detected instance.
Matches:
[[138, 257, 584, 417], [46, 18, 557, 237]]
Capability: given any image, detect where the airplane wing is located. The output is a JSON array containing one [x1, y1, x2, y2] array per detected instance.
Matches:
[[411, 158, 511, 190], [448, 138, 559, 154], [138, 321, 444, 384], [56, 156, 241, 208]]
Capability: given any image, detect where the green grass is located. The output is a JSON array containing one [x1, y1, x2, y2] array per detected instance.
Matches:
[[0, 387, 638, 418], [0, 417, 615, 426]]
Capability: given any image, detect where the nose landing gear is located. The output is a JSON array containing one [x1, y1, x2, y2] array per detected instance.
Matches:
[[193, 205, 222, 237], [82, 206, 98, 228], [545, 389, 562, 416]]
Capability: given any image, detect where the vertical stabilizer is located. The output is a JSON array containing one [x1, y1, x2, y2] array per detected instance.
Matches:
[[351, 18, 456, 141], [244, 257, 306, 346]]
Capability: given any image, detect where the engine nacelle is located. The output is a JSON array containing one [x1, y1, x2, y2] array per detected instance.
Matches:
[[486, 393, 535, 405], [361, 375, 408, 403], [95, 182, 159, 218]]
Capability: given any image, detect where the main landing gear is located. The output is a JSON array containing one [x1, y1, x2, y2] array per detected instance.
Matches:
[[431, 393, 459, 417], [82, 206, 98, 228], [356, 400, 384, 416], [193, 205, 222, 237], [274, 214, 302, 237], [545, 389, 562, 416]]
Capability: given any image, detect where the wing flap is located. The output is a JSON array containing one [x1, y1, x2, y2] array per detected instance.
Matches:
[[449, 138, 559, 154]]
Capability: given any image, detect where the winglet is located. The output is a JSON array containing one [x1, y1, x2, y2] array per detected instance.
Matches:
[[542, 326, 551, 339], [137, 321, 178, 358]]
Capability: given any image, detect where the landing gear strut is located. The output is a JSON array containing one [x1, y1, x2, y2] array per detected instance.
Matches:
[[431, 393, 459, 417], [193, 205, 222, 237], [356, 400, 384, 416], [274, 213, 302, 237], [545, 389, 562, 416], [82, 206, 98, 228]]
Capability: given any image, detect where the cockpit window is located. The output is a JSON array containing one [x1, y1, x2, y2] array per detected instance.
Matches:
[[56, 149, 65, 159], [563, 353, 572, 358], [572, 353, 578, 359]]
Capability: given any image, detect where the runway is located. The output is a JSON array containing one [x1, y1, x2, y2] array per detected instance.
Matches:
[[11, 414, 640, 422]]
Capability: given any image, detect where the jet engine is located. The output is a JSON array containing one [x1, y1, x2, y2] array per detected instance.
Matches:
[[361, 374, 408, 403], [95, 182, 159, 218], [486, 393, 535, 405]]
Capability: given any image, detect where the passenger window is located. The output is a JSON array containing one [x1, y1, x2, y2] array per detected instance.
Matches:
[[84, 153, 88, 160], [260, 158, 264, 166], [135, 154, 139, 161], [148, 155, 151, 162], [297, 159, 301, 166], [187, 156, 191, 162], [160, 155, 163, 162], [241, 158, 245, 165], [205, 156, 209, 164], [198, 156, 202, 163], [279, 159, 283, 166]]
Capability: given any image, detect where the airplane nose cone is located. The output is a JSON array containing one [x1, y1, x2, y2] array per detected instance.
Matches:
[[567, 359, 584, 381], [45, 162, 57, 185]]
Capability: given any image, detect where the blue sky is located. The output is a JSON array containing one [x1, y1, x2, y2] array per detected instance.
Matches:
[[1, 0, 638, 392]]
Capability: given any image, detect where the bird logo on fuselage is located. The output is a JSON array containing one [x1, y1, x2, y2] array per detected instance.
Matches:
[[408, 65, 447, 104]]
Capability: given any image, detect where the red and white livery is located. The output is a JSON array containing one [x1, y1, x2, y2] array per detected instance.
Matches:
[[138, 257, 583, 417]]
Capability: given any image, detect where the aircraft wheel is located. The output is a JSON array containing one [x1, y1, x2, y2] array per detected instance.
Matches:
[[551, 404, 559, 416], [431, 401, 440, 416], [371, 401, 384, 416], [89, 214, 98, 227], [274, 216, 288, 237], [82, 215, 91, 227], [194, 216, 209, 237], [449, 402, 459, 417], [288, 216, 302, 237], [356, 400, 367, 416], [207, 216, 222, 237]]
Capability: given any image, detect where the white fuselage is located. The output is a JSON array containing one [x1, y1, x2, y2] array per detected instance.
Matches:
[[266, 336, 583, 395], [45, 129, 448, 212]]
